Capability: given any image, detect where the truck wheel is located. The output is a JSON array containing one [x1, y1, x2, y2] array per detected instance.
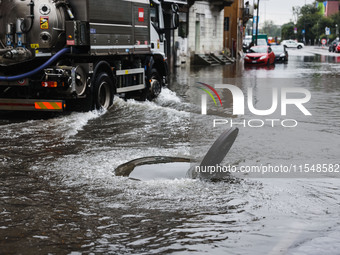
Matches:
[[93, 72, 114, 110], [143, 69, 161, 101]]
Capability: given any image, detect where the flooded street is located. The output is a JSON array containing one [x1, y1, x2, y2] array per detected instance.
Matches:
[[1, 47, 340, 254]]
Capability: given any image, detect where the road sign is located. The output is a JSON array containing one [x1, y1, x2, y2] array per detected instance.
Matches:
[[294, 27, 297, 34], [302, 29, 305, 34], [325, 27, 330, 36], [321, 38, 327, 45]]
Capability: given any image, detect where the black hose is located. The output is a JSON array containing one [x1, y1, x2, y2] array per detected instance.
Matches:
[[0, 47, 70, 81], [0, 49, 10, 56], [21, 0, 35, 33], [55, 0, 74, 20]]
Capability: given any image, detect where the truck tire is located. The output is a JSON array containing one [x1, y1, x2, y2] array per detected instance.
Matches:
[[143, 68, 162, 101], [93, 72, 114, 110]]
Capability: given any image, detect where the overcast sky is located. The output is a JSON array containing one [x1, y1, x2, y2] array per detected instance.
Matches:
[[256, 0, 315, 26]]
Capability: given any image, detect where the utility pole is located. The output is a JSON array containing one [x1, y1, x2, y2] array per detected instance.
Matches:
[[255, 0, 260, 46], [317, 21, 319, 45], [303, 18, 306, 45], [304, 0, 306, 44]]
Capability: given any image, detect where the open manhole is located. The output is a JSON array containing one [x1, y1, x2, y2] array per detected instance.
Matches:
[[115, 128, 239, 181]]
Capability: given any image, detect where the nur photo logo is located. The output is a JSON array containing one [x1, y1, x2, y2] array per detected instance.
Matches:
[[197, 83, 312, 128], [197, 82, 223, 115]]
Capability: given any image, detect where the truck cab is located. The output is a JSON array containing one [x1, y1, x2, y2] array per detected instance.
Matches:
[[150, 0, 166, 56]]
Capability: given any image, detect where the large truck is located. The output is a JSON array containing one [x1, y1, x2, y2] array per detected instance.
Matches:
[[0, 0, 181, 111]]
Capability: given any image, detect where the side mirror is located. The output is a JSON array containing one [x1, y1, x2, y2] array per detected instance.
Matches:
[[171, 4, 179, 29]]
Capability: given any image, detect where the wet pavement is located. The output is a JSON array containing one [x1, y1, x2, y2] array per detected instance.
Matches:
[[0, 47, 340, 254]]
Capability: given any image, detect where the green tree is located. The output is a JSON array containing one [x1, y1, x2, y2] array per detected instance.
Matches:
[[281, 22, 295, 40], [297, 4, 322, 44], [329, 12, 340, 39], [261, 20, 281, 37], [285, 1, 340, 44], [311, 15, 334, 41]]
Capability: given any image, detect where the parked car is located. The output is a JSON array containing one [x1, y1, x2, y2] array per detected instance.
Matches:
[[244, 46, 276, 65], [336, 43, 340, 53], [281, 40, 304, 49], [329, 39, 339, 52], [271, 45, 288, 62]]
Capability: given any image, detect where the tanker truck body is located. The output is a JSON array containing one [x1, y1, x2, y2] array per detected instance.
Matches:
[[0, 0, 180, 111]]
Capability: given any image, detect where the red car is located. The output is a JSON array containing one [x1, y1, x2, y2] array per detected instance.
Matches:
[[336, 43, 340, 53], [244, 46, 276, 65]]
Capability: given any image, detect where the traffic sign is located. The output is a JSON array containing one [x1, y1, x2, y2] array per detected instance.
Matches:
[[325, 27, 330, 35], [302, 29, 305, 34], [321, 38, 327, 45]]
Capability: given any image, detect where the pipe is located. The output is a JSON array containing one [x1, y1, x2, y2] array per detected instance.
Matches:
[[0, 49, 11, 55], [0, 47, 70, 81], [21, 0, 35, 33]]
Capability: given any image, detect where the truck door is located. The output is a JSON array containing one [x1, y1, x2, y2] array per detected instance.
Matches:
[[150, 2, 165, 55]]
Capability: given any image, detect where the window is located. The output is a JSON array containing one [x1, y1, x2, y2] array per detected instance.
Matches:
[[213, 15, 218, 38], [150, 4, 159, 28], [178, 12, 188, 38], [224, 17, 229, 31], [200, 14, 205, 37]]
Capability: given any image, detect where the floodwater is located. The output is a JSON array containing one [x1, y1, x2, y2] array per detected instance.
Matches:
[[1, 47, 340, 254]]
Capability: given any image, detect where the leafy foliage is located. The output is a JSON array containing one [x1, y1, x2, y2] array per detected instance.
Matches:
[[281, 1, 339, 44], [261, 20, 281, 38]]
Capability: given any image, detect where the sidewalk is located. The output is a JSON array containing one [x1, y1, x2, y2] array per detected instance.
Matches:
[[304, 45, 339, 56]]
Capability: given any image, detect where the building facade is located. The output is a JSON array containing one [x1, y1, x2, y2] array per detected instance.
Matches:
[[317, 1, 340, 17], [187, 1, 225, 55], [174, 0, 249, 65], [223, 0, 246, 58], [174, 1, 227, 64]]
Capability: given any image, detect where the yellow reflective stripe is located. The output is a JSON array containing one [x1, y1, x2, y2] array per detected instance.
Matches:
[[50, 102, 62, 109]]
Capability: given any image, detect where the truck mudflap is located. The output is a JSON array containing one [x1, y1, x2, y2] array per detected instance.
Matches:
[[0, 99, 65, 112]]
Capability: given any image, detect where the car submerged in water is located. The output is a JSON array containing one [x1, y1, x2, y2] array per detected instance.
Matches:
[[271, 45, 288, 62], [244, 46, 276, 66], [335, 43, 340, 53]]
